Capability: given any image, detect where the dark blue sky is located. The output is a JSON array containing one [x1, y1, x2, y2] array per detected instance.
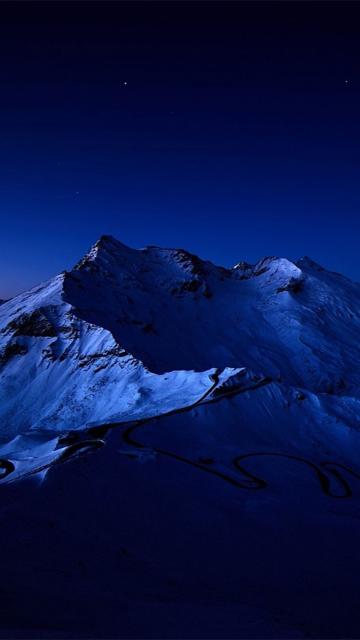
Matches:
[[1, 1, 360, 298]]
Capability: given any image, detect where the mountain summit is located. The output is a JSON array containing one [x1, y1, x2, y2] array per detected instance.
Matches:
[[62, 236, 360, 388]]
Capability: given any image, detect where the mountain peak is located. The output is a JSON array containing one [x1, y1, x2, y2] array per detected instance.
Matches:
[[75, 235, 329, 281], [3, 233, 360, 435], [90, 234, 131, 255], [233, 256, 302, 283], [73, 235, 133, 271]]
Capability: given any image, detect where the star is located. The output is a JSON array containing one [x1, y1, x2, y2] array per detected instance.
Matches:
[[345, 79, 350, 85], [123, 81, 128, 86]]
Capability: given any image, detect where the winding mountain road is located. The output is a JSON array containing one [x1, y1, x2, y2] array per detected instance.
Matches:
[[233, 452, 356, 498], [120, 374, 360, 499], [2, 370, 360, 499]]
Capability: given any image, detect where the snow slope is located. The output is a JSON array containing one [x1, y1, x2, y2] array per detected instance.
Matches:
[[0, 270, 228, 441]]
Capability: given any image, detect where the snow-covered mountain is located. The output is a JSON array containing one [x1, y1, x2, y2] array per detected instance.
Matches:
[[1, 234, 360, 473], [2, 236, 360, 637]]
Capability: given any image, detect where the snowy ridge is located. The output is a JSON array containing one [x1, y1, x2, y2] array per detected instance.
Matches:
[[1, 235, 360, 482], [61, 236, 360, 393]]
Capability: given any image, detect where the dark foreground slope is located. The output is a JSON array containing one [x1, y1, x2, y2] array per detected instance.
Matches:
[[2, 392, 360, 639]]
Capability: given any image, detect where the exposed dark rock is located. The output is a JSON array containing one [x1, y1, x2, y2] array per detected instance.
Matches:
[[3, 309, 57, 338], [253, 266, 269, 277], [0, 342, 28, 365], [277, 277, 304, 294], [78, 345, 128, 368], [173, 279, 203, 296]]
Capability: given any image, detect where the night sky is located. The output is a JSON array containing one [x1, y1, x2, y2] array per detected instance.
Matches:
[[1, 1, 360, 298]]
